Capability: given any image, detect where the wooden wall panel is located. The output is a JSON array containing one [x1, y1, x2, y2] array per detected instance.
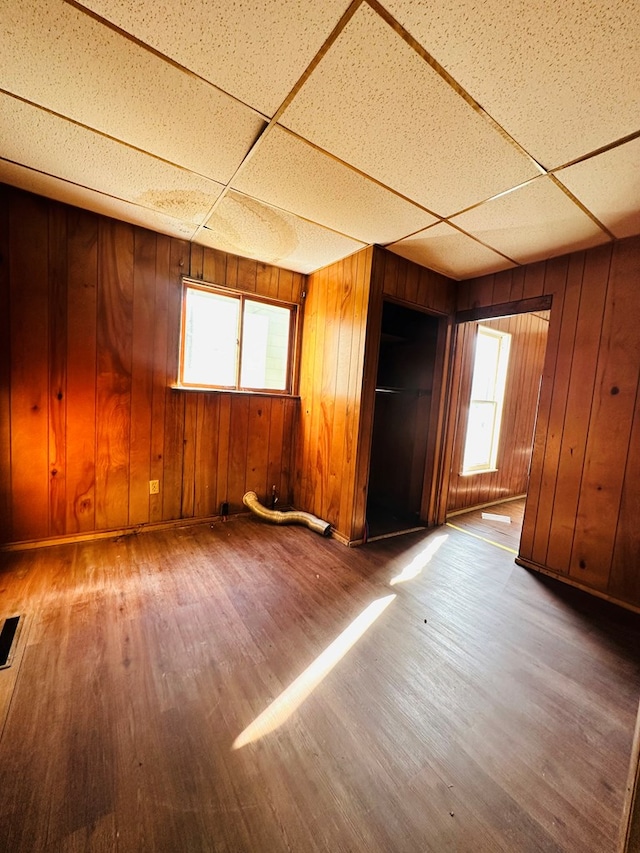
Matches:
[[128, 229, 157, 526], [446, 313, 549, 514], [296, 247, 374, 540], [95, 219, 134, 530], [9, 192, 50, 541], [0, 185, 301, 546], [295, 246, 456, 542], [0, 187, 11, 542], [65, 208, 98, 534], [569, 240, 640, 591], [48, 203, 68, 536], [459, 236, 640, 611], [544, 246, 612, 573]]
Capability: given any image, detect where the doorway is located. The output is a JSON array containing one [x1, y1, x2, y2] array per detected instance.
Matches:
[[445, 310, 550, 548], [366, 301, 440, 540]]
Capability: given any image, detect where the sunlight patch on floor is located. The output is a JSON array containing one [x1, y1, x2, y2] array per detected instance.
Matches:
[[232, 594, 396, 750]]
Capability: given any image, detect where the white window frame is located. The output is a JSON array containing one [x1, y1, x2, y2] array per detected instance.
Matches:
[[178, 278, 297, 394], [461, 325, 511, 474]]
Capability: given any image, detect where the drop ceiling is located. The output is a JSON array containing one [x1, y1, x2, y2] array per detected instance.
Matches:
[[1, 0, 639, 279]]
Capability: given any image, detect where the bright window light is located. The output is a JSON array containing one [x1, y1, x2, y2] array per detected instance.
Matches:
[[462, 325, 511, 473], [179, 281, 295, 393]]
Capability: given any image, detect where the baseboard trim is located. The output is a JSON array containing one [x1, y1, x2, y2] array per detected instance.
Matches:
[[0, 513, 252, 552], [515, 556, 640, 615], [446, 494, 527, 518]]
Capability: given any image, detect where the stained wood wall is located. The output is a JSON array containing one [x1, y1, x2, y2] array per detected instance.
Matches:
[[446, 313, 549, 513], [457, 238, 640, 610], [295, 248, 374, 541], [0, 185, 303, 546], [296, 246, 455, 542]]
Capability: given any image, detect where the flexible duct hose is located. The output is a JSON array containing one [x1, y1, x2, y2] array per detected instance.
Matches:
[[242, 491, 331, 537]]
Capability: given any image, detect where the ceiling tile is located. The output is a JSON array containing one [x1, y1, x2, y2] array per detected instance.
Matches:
[[555, 138, 640, 239], [388, 222, 516, 280], [0, 95, 224, 224], [76, 0, 352, 116], [2, 0, 264, 183], [232, 126, 438, 244], [280, 4, 539, 217], [200, 191, 365, 274], [450, 177, 610, 264], [0, 160, 197, 240], [383, 0, 640, 169]]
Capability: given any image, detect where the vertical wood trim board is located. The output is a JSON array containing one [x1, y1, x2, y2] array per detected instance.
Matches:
[[0, 184, 302, 546], [458, 236, 640, 610]]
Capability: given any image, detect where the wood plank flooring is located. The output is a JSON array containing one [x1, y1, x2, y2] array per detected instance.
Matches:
[[447, 497, 525, 553], [0, 514, 638, 852]]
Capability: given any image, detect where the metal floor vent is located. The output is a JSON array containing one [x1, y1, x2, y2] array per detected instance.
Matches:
[[0, 616, 21, 670]]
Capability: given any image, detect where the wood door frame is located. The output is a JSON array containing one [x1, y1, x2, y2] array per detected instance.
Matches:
[[438, 294, 553, 525]]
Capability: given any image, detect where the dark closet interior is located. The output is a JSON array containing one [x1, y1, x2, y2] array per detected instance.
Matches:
[[366, 301, 439, 540]]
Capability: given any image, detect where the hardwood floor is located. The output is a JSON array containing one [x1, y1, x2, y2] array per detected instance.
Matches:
[[447, 497, 525, 553], [0, 515, 638, 852]]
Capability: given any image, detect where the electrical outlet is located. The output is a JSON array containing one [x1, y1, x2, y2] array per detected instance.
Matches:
[[149, 479, 160, 495]]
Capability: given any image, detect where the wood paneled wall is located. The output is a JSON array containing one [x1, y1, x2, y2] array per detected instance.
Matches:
[[446, 313, 549, 513], [457, 238, 640, 610], [296, 246, 455, 542], [0, 185, 303, 546], [361, 249, 456, 533], [295, 248, 374, 541]]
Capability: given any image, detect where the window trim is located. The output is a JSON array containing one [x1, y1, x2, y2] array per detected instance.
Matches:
[[177, 277, 298, 395]]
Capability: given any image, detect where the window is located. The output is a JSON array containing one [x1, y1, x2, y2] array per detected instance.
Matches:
[[462, 325, 511, 473], [179, 279, 296, 393]]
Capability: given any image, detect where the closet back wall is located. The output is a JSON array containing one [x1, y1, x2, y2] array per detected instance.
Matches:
[[0, 185, 303, 546]]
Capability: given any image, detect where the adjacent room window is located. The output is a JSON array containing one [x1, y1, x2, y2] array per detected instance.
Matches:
[[462, 325, 511, 473], [179, 279, 296, 393]]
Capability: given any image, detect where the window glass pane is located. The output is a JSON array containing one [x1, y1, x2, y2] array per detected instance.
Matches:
[[462, 324, 511, 473], [470, 331, 500, 400], [240, 300, 291, 390], [463, 401, 497, 470], [182, 288, 239, 386]]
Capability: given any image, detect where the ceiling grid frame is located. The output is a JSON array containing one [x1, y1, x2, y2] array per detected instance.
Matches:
[[0, 0, 637, 277]]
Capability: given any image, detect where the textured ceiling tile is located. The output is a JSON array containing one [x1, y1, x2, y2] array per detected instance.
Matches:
[[450, 177, 610, 264], [200, 191, 365, 274], [280, 4, 538, 216], [555, 139, 640, 239], [77, 0, 352, 116], [0, 160, 197, 239], [383, 0, 640, 169], [388, 222, 516, 280], [2, 0, 264, 183], [0, 95, 224, 224], [232, 126, 438, 243]]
